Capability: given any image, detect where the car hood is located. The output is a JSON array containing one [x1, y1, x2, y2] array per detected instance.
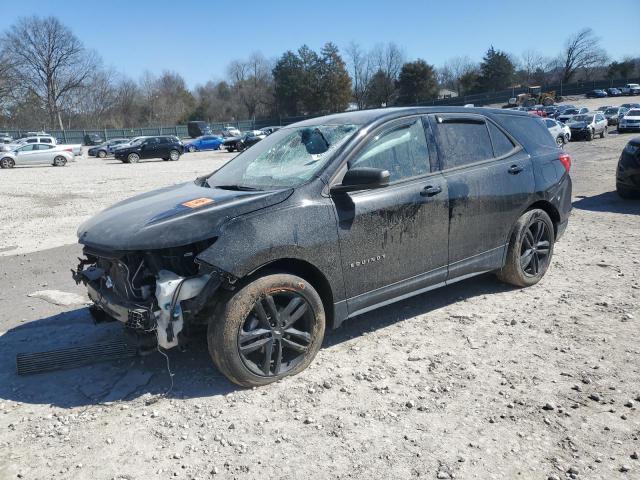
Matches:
[[77, 181, 293, 251]]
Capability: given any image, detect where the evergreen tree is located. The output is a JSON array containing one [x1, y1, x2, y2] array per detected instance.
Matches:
[[320, 42, 352, 112], [396, 59, 438, 105], [273, 51, 304, 116], [478, 46, 515, 91]]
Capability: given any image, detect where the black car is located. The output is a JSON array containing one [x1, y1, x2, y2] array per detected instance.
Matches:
[[73, 107, 572, 387], [617, 137, 640, 198], [188, 121, 212, 138], [236, 131, 267, 151], [84, 133, 104, 146], [88, 138, 130, 158], [113, 136, 183, 163], [607, 88, 622, 97], [585, 89, 608, 98]]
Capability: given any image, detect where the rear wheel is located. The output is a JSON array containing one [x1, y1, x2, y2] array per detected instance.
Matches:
[[53, 156, 67, 167], [497, 209, 555, 288], [0, 157, 15, 169], [97, 150, 107, 158], [556, 136, 565, 147], [207, 273, 325, 387], [226, 147, 234, 153], [127, 153, 140, 163]]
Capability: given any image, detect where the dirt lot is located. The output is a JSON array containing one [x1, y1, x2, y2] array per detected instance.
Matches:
[[1, 100, 640, 480]]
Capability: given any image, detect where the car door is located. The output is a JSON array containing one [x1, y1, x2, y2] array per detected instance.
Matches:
[[428, 114, 534, 280], [141, 137, 160, 159], [14, 144, 39, 165], [595, 113, 606, 133], [34, 144, 55, 164], [331, 116, 449, 316]]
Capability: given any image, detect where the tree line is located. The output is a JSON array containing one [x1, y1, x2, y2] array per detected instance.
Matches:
[[0, 16, 638, 131]]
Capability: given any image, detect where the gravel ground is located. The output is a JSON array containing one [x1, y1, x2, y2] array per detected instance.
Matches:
[[1, 100, 640, 480]]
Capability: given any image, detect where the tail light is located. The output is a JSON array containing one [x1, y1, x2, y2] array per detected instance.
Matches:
[[558, 152, 571, 172]]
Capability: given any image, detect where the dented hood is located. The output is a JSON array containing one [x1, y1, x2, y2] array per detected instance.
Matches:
[[78, 180, 292, 251]]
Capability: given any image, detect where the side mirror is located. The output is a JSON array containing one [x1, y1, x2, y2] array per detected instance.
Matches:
[[330, 167, 390, 194]]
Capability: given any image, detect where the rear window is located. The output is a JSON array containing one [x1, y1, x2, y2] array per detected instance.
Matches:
[[495, 114, 557, 153]]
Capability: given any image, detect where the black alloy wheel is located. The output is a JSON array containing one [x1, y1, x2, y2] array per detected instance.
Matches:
[[238, 291, 314, 377], [519, 218, 551, 278]]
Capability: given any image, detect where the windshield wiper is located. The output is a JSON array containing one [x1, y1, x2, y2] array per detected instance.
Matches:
[[213, 184, 263, 191]]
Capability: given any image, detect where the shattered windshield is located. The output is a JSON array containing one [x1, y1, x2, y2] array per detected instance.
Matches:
[[207, 124, 359, 189]]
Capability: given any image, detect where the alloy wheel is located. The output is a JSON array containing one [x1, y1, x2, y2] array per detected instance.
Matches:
[[520, 218, 551, 277], [170, 150, 179, 161], [238, 291, 315, 377]]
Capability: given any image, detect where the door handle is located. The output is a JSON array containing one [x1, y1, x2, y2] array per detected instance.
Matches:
[[508, 165, 524, 174], [420, 185, 442, 197]]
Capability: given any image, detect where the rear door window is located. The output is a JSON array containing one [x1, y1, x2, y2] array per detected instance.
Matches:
[[432, 116, 494, 169]]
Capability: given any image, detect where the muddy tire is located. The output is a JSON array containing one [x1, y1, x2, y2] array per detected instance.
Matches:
[[0, 157, 15, 169], [497, 209, 555, 288], [207, 273, 325, 387]]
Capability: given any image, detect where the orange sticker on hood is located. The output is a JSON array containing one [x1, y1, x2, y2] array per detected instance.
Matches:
[[182, 197, 215, 208]]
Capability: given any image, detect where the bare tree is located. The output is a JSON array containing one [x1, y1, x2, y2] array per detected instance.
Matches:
[[227, 52, 273, 119], [439, 56, 477, 95], [345, 42, 375, 110], [559, 28, 607, 83], [1, 16, 99, 130]]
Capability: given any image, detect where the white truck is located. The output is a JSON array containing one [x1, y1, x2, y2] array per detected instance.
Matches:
[[621, 83, 640, 96], [0, 135, 83, 156]]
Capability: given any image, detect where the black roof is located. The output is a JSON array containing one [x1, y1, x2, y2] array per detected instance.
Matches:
[[291, 106, 531, 128]]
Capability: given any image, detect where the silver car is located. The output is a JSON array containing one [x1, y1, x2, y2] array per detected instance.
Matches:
[[0, 144, 73, 168]]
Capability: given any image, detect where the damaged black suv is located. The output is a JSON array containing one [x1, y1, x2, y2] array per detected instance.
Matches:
[[74, 107, 572, 387]]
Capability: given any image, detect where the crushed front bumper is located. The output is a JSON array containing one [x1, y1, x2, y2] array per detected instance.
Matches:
[[86, 281, 154, 330]]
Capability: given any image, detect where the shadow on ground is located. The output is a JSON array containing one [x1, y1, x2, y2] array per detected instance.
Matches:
[[573, 191, 640, 215], [0, 273, 512, 408]]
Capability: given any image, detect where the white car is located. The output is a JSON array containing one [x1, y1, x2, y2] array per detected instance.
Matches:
[[556, 107, 589, 123], [0, 143, 73, 168], [544, 118, 571, 146], [618, 108, 640, 134], [0, 135, 82, 156]]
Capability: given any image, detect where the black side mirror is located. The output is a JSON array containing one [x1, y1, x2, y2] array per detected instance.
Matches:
[[330, 167, 390, 194]]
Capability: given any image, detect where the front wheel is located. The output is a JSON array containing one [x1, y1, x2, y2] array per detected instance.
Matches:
[[600, 127, 607, 138], [226, 147, 234, 153], [586, 129, 593, 141], [169, 149, 180, 161], [207, 273, 326, 387], [188, 145, 196, 153], [53, 156, 67, 167], [0, 157, 15, 169], [97, 150, 107, 158], [127, 153, 140, 163], [497, 209, 555, 288]]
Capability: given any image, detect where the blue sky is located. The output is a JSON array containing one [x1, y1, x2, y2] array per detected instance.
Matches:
[[1, 0, 636, 87]]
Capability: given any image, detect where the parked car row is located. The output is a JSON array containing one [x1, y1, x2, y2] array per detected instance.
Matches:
[[585, 84, 640, 98]]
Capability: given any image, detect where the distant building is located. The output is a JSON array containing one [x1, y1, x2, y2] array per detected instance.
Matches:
[[438, 88, 459, 99]]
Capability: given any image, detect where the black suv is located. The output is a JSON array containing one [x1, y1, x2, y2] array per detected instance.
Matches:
[[114, 136, 183, 163], [74, 107, 572, 387]]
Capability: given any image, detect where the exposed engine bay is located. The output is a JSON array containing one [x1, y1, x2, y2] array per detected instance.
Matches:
[[72, 240, 222, 349]]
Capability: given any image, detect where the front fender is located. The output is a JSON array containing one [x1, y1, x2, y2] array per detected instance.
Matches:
[[196, 200, 346, 302]]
